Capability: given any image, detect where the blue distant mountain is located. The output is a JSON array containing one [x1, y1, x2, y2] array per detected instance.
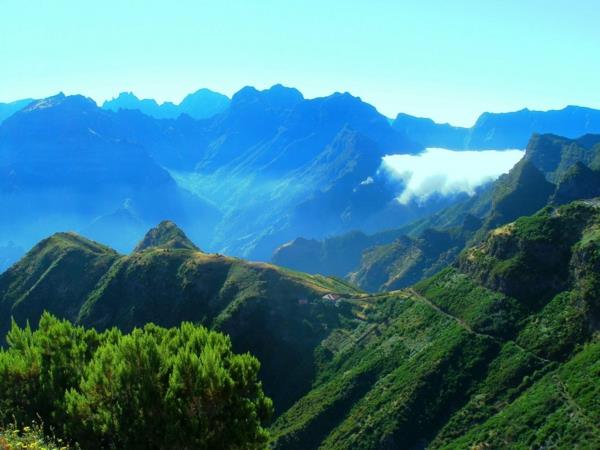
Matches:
[[4, 85, 600, 262], [0, 93, 221, 253], [0, 98, 35, 123], [0, 86, 427, 260], [102, 88, 230, 119], [393, 105, 600, 149]]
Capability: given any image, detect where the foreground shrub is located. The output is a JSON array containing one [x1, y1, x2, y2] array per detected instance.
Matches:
[[0, 313, 273, 449]]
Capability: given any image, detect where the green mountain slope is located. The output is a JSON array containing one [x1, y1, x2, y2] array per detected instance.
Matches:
[[272, 229, 405, 278], [271, 200, 600, 449], [0, 232, 119, 337], [132, 219, 200, 252], [347, 133, 600, 292], [348, 227, 470, 292], [274, 133, 600, 293], [0, 222, 361, 413], [2, 204, 599, 448]]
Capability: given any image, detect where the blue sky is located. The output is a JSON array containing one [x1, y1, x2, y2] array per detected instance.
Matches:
[[1, 0, 598, 126]]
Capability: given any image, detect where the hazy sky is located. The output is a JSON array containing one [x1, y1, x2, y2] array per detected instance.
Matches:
[[1, 0, 598, 126]]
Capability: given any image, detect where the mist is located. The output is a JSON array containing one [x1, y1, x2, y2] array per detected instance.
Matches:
[[382, 148, 525, 204]]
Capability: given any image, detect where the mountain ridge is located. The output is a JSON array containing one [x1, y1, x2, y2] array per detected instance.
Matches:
[[274, 133, 600, 292], [0, 223, 361, 413], [102, 88, 230, 119], [393, 105, 600, 149], [3, 201, 599, 448]]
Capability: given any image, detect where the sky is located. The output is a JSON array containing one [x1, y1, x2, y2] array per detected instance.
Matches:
[[1, 0, 599, 126], [383, 148, 525, 203]]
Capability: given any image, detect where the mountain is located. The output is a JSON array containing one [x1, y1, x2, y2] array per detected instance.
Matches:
[[348, 224, 475, 292], [0, 223, 361, 413], [8, 88, 600, 264], [351, 134, 600, 291], [0, 93, 221, 252], [133, 220, 199, 252], [3, 86, 436, 261], [394, 105, 600, 149], [552, 161, 600, 205], [102, 88, 230, 119], [272, 229, 405, 277], [0, 98, 34, 124], [3, 204, 599, 448], [467, 106, 600, 149], [271, 200, 600, 449], [276, 133, 600, 292], [392, 113, 468, 149], [164, 85, 427, 259]]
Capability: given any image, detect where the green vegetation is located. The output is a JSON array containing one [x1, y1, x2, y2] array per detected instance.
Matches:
[[272, 293, 499, 450], [0, 422, 73, 450], [349, 227, 467, 292], [349, 134, 600, 293], [436, 339, 600, 449], [0, 233, 119, 338], [271, 201, 600, 448], [483, 159, 555, 231], [415, 268, 524, 339], [0, 223, 362, 414], [133, 220, 200, 252], [525, 133, 600, 182], [0, 313, 272, 450], [2, 198, 600, 449]]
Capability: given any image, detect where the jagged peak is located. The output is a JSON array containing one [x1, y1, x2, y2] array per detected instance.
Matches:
[[133, 220, 199, 253], [22, 93, 97, 113], [231, 84, 304, 109]]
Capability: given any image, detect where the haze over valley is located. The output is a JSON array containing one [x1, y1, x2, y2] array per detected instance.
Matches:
[[2, 1, 600, 449], [2, 88, 598, 270]]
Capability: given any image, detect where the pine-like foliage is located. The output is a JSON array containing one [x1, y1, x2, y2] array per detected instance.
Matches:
[[0, 313, 273, 450]]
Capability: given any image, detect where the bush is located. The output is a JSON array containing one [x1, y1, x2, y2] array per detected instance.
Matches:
[[0, 313, 273, 450]]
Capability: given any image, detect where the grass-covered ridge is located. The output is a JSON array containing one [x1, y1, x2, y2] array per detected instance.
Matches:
[[0, 223, 363, 414], [2, 202, 600, 449], [271, 200, 600, 448], [346, 134, 600, 293]]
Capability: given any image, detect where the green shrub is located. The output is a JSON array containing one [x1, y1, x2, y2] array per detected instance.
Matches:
[[0, 313, 272, 450]]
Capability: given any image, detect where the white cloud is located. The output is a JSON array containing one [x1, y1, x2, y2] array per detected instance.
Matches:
[[382, 147, 525, 204]]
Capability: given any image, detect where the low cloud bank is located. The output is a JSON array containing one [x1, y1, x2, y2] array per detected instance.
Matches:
[[382, 148, 525, 204]]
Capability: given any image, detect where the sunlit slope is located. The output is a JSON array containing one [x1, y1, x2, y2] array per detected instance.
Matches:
[[272, 200, 600, 449], [0, 221, 361, 412]]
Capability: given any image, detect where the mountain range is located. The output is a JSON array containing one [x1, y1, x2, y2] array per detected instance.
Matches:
[[393, 105, 600, 149], [0, 86, 430, 267], [2, 84, 600, 446], [3, 86, 600, 271], [275, 133, 600, 293], [0, 98, 34, 123], [2, 197, 599, 448], [102, 88, 230, 119], [0, 221, 360, 414], [0, 93, 221, 255]]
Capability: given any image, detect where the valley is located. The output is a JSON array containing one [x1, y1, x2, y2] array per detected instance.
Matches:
[[2, 197, 600, 448], [2, 3, 600, 448], [2, 86, 600, 449]]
